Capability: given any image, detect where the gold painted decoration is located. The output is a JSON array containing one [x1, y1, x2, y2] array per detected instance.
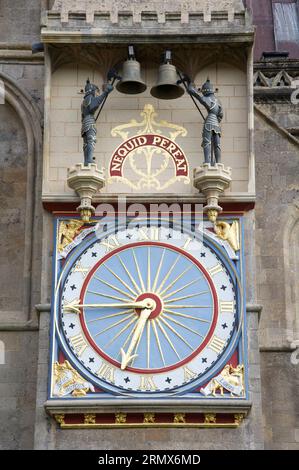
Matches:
[[54, 414, 65, 426], [115, 412, 127, 424], [108, 104, 190, 191], [58, 220, 84, 253], [53, 360, 95, 397], [84, 414, 96, 424], [234, 414, 245, 426], [53, 411, 246, 429], [143, 413, 155, 424], [204, 414, 217, 424], [214, 220, 240, 252], [173, 413, 186, 424], [200, 364, 245, 397]]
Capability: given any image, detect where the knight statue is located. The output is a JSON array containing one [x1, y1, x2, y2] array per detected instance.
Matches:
[[188, 79, 223, 166], [81, 79, 114, 166]]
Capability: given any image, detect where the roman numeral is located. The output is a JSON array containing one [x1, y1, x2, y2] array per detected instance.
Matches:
[[63, 298, 80, 314], [183, 366, 197, 381], [139, 376, 157, 391], [208, 264, 223, 277], [220, 301, 234, 313], [73, 263, 90, 277], [101, 235, 121, 252], [182, 237, 193, 250], [208, 336, 226, 354], [70, 334, 87, 356], [138, 227, 159, 241], [96, 362, 115, 383]]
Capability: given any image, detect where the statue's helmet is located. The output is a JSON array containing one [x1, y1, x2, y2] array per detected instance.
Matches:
[[84, 79, 99, 95], [201, 78, 214, 96]]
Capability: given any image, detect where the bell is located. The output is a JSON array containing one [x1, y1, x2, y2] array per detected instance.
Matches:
[[150, 50, 184, 100], [116, 46, 146, 95]]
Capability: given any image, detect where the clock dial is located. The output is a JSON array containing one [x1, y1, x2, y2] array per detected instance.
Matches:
[[59, 223, 239, 395]]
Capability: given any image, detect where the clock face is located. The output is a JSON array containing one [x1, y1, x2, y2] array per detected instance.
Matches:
[[57, 221, 240, 396]]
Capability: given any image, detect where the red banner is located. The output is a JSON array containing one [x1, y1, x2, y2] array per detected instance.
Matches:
[[109, 134, 189, 178]]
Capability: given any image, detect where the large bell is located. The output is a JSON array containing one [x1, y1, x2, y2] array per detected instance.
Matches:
[[151, 63, 184, 100], [116, 58, 147, 95]]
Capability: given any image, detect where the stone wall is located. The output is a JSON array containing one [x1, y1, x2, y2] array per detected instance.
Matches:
[[0, 331, 38, 450], [254, 102, 299, 449], [0, 0, 44, 451]]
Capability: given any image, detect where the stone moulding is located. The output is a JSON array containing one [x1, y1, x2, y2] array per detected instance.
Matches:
[[51, 411, 247, 429], [67, 163, 106, 222], [45, 398, 251, 414]]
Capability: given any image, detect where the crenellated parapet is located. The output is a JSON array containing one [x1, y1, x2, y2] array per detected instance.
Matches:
[[42, 0, 253, 44]]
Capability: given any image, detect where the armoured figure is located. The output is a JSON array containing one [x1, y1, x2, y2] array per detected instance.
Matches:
[[188, 79, 223, 166], [81, 79, 113, 166]]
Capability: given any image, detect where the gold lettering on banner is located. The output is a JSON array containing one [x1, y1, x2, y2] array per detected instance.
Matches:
[[108, 104, 190, 191]]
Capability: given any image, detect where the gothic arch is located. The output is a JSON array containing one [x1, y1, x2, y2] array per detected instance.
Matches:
[[0, 71, 43, 324]]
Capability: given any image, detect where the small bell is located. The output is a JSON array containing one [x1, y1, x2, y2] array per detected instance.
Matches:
[[116, 45, 147, 95], [150, 50, 184, 100]]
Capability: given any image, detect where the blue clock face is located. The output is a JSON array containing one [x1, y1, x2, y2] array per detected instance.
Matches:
[[59, 223, 240, 395], [80, 242, 217, 373]]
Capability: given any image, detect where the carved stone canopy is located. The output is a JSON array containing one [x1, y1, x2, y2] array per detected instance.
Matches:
[[49, 42, 248, 76]]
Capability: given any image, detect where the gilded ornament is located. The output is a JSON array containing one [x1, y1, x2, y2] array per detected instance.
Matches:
[[214, 220, 240, 252], [201, 364, 244, 397], [54, 414, 65, 426], [234, 414, 245, 426], [58, 220, 84, 253], [173, 413, 186, 424], [204, 413, 217, 424], [211, 365, 244, 397], [207, 209, 219, 223], [115, 412, 127, 424], [143, 413, 155, 424], [84, 414, 96, 424], [53, 360, 95, 397]]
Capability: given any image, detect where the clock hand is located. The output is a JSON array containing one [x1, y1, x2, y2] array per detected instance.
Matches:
[[63, 300, 151, 314], [120, 308, 152, 370]]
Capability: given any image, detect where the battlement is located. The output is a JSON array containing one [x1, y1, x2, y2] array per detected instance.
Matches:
[[42, 0, 252, 44], [49, 0, 245, 24]]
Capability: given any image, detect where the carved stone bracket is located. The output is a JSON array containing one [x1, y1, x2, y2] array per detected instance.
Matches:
[[67, 163, 105, 222], [193, 163, 232, 222]]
